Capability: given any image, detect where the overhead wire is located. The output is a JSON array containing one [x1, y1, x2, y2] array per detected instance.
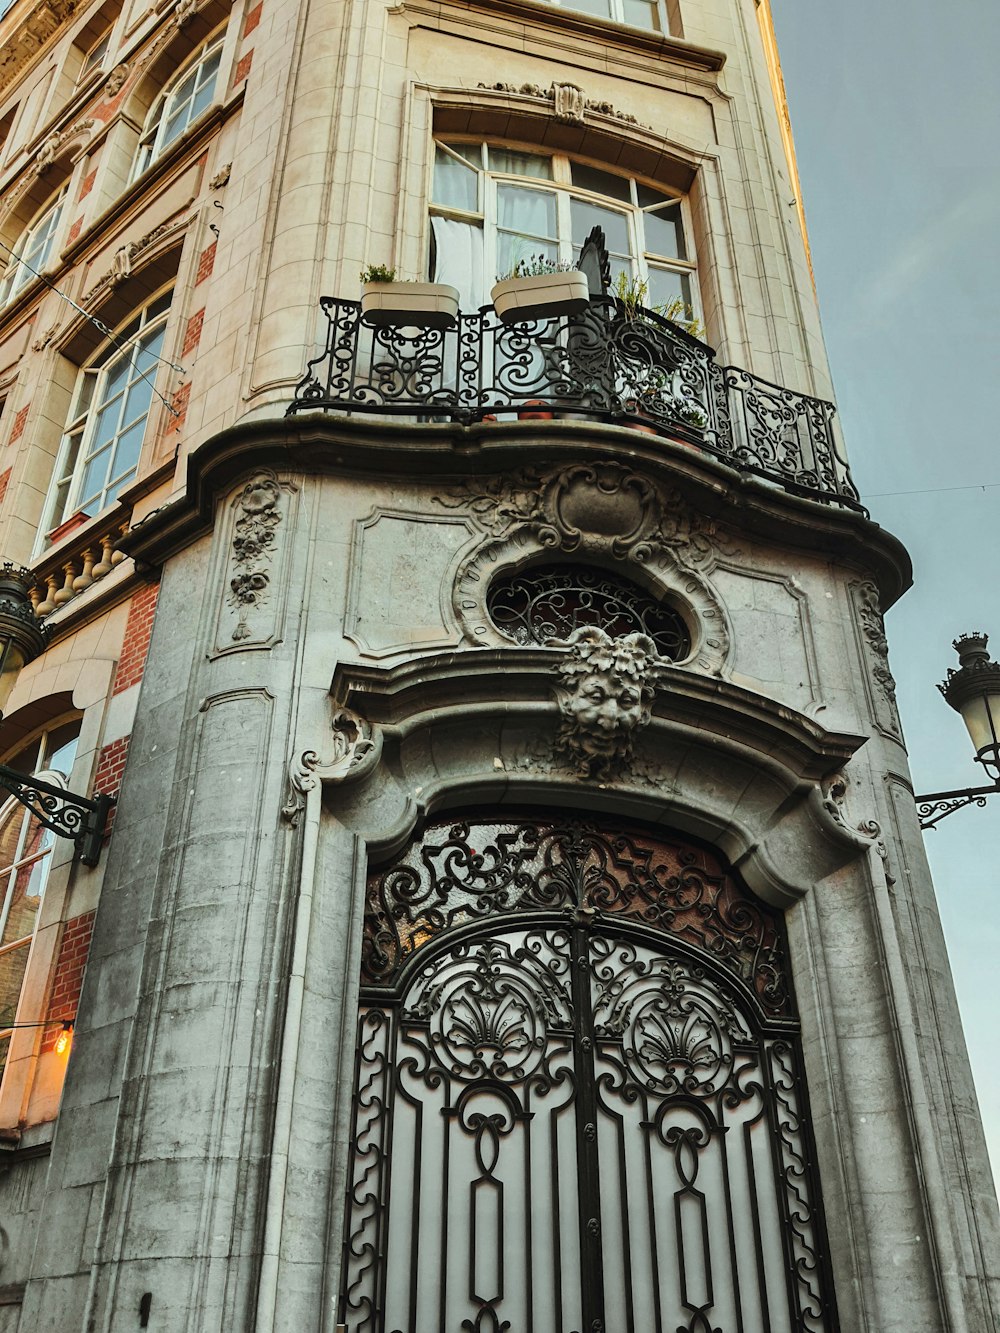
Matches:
[[0, 237, 186, 417]]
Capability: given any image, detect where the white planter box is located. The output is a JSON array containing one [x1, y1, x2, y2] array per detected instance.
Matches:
[[491, 270, 590, 323], [360, 282, 460, 329]]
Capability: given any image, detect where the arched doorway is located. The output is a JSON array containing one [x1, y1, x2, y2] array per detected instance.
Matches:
[[339, 817, 836, 1332]]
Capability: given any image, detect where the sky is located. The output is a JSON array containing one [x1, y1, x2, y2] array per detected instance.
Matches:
[[768, 0, 1000, 1188]]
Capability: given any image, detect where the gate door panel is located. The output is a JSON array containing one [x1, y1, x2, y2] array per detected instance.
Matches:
[[340, 818, 836, 1333]]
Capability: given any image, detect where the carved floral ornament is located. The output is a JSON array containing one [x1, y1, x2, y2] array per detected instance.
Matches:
[[855, 578, 902, 734], [437, 461, 733, 674], [227, 475, 283, 640], [476, 81, 650, 130]]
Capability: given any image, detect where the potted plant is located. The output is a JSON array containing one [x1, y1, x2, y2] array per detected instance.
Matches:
[[610, 272, 704, 339], [359, 265, 460, 330], [491, 255, 589, 324]]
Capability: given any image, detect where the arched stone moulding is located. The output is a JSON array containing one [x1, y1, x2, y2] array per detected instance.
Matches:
[[318, 647, 872, 910], [442, 461, 733, 675]]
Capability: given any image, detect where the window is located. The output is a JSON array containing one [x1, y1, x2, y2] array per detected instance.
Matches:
[[0, 724, 79, 1084], [540, 0, 665, 30], [133, 38, 222, 177], [79, 28, 112, 82], [40, 290, 171, 543], [0, 186, 68, 307], [430, 142, 696, 314], [487, 563, 692, 659]]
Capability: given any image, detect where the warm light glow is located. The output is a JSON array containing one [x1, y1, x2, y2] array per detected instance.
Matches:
[[54, 1022, 73, 1057]]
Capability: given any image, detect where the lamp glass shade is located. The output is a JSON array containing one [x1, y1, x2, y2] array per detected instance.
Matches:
[[957, 689, 1000, 762]]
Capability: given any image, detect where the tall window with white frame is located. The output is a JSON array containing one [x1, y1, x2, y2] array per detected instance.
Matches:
[[430, 141, 696, 314], [39, 290, 172, 549], [0, 724, 79, 1084], [0, 186, 69, 307], [132, 37, 223, 177]]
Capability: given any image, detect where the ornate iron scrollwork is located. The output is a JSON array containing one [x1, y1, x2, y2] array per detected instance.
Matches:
[[288, 294, 862, 510], [0, 763, 114, 866], [342, 816, 837, 1333], [362, 818, 790, 1017], [486, 562, 691, 659]]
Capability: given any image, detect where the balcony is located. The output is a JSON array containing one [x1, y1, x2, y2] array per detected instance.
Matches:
[[288, 295, 862, 511]]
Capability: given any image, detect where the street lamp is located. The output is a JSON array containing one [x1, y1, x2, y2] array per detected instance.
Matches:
[[915, 632, 1000, 828], [0, 562, 114, 864]]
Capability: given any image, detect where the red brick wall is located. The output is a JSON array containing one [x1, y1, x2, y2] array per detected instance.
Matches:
[[0, 468, 10, 505], [243, 1, 262, 36], [168, 382, 191, 433], [94, 735, 130, 794], [9, 403, 28, 444], [195, 241, 216, 286], [182, 307, 205, 357], [112, 581, 160, 695], [41, 911, 96, 1053], [232, 49, 253, 87]]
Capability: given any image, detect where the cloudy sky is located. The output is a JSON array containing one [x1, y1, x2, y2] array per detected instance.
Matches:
[[769, 0, 1000, 1186]]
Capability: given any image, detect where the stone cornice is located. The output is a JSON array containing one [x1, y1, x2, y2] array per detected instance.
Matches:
[[0, 0, 76, 96], [325, 647, 873, 907], [119, 414, 913, 609], [401, 0, 726, 72]]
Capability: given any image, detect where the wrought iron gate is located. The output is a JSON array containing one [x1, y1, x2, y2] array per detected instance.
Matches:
[[340, 819, 836, 1333]]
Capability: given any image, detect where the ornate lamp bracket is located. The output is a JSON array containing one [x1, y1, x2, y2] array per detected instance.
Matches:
[[0, 763, 115, 866], [914, 782, 1000, 830]]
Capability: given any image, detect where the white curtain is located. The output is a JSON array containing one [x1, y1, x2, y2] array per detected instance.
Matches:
[[431, 215, 485, 312]]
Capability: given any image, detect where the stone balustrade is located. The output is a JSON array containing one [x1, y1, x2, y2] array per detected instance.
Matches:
[[29, 519, 131, 618]]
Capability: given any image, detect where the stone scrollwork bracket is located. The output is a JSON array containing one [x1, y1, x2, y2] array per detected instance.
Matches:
[[282, 710, 381, 823]]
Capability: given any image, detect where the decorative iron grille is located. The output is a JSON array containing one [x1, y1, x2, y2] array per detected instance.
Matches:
[[342, 818, 838, 1333], [485, 562, 692, 659], [288, 296, 862, 511]]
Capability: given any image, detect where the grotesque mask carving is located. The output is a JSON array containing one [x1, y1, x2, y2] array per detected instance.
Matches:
[[553, 626, 664, 779]]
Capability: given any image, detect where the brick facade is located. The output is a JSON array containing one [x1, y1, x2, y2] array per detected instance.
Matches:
[[195, 241, 217, 286], [232, 49, 253, 87], [41, 911, 96, 1053], [111, 581, 160, 695], [9, 403, 28, 444], [182, 307, 205, 357], [243, 1, 262, 37], [0, 468, 9, 505]]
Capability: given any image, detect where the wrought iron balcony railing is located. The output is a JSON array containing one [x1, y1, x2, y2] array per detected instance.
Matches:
[[288, 295, 862, 510]]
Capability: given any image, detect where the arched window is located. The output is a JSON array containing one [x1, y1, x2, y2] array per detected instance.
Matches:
[[487, 562, 692, 660], [430, 141, 695, 313], [132, 37, 223, 177], [39, 289, 172, 545], [0, 723, 79, 1083], [0, 185, 68, 307], [341, 816, 837, 1332]]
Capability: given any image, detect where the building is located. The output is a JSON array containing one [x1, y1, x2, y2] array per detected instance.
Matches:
[[0, 0, 997, 1326]]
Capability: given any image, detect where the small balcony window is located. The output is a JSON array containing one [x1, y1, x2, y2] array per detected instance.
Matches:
[[430, 141, 697, 316]]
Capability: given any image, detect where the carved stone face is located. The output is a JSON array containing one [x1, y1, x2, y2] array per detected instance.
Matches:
[[553, 626, 662, 778], [563, 669, 646, 760]]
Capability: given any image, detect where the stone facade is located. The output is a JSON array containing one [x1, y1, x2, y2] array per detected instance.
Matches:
[[0, 0, 996, 1329]]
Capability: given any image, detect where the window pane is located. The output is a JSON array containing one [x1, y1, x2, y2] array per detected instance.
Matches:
[[565, 0, 614, 16], [89, 400, 123, 452], [78, 446, 113, 509], [570, 199, 631, 257], [107, 419, 146, 483], [0, 942, 29, 1028], [489, 149, 553, 180], [1, 851, 49, 948], [44, 730, 78, 777], [643, 202, 687, 260], [647, 265, 692, 312], [497, 185, 558, 273], [433, 146, 479, 212], [570, 163, 631, 203], [623, 0, 661, 29]]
